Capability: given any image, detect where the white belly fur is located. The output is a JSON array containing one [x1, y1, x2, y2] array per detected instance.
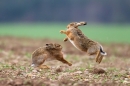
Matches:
[[68, 38, 80, 50]]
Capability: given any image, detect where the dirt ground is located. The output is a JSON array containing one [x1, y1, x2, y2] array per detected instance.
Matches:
[[0, 36, 130, 86]]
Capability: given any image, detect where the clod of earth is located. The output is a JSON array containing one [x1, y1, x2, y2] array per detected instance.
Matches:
[[92, 67, 106, 74]]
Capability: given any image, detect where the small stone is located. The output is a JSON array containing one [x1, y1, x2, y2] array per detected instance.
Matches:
[[26, 73, 35, 77], [123, 80, 130, 84], [32, 69, 38, 73], [74, 71, 83, 74], [55, 67, 63, 73], [7, 80, 14, 85], [84, 69, 89, 74], [14, 79, 23, 86], [16, 71, 22, 75], [119, 70, 127, 75], [124, 78, 129, 81], [84, 79, 89, 81]]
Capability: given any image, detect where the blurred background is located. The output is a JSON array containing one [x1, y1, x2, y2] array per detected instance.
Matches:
[[0, 0, 130, 43]]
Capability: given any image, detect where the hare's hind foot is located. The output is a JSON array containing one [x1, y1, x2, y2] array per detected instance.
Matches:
[[95, 51, 100, 63], [98, 55, 103, 64], [38, 65, 50, 69]]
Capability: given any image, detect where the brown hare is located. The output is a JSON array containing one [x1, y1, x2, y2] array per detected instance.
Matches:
[[60, 22, 107, 63], [31, 43, 72, 69]]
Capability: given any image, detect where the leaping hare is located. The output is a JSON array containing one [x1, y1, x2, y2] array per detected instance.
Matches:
[[60, 22, 107, 63]]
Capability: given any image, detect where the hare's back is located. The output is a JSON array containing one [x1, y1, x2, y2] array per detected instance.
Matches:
[[32, 47, 46, 57]]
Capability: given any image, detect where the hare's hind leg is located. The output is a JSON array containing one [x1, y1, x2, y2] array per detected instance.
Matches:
[[98, 55, 104, 64], [38, 59, 50, 69], [56, 57, 72, 66], [95, 51, 100, 63], [38, 56, 50, 69], [34, 54, 50, 69]]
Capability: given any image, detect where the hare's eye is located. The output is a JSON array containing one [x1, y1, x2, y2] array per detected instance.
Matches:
[[46, 44, 49, 46]]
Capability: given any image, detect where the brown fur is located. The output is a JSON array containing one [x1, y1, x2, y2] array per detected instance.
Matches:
[[31, 43, 72, 69], [60, 22, 107, 63]]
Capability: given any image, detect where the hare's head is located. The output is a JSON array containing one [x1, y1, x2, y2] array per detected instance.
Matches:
[[45, 43, 54, 50], [45, 43, 62, 50], [67, 22, 87, 29]]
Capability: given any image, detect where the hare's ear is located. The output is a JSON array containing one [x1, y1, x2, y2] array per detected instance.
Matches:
[[54, 43, 60, 47], [76, 22, 87, 26], [58, 44, 62, 49], [55, 43, 62, 49]]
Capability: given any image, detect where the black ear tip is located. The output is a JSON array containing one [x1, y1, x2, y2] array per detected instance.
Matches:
[[84, 22, 87, 25]]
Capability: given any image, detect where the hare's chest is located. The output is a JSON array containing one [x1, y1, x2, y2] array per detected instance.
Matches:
[[45, 54, 55, 61]]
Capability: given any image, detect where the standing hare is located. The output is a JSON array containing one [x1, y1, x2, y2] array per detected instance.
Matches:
[[60, 22, 107, 63], [31, 43, 72, 69]]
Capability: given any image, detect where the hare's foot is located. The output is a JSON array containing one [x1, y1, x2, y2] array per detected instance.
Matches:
[[95, 51, 100, 63], [98, 55, 103, 64], [68, 62, 72, 66], [39, 65, 50, 69], [63, 38, 68, 42], [57, 58, 72, 66], [60, 30, 66, 34]]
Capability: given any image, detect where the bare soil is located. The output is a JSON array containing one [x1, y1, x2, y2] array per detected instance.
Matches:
[[0, 36, 130, 86]]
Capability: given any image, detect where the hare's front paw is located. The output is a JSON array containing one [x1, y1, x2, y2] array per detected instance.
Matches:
[[68, 63, 72, 66], [60, 30, 66, 34], [63, 38, 68, 42], [39, 65, 50, 69]]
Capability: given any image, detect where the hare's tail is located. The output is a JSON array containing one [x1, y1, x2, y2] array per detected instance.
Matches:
[[31, 64, 35, 67], [100, 46, 107, 55]]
